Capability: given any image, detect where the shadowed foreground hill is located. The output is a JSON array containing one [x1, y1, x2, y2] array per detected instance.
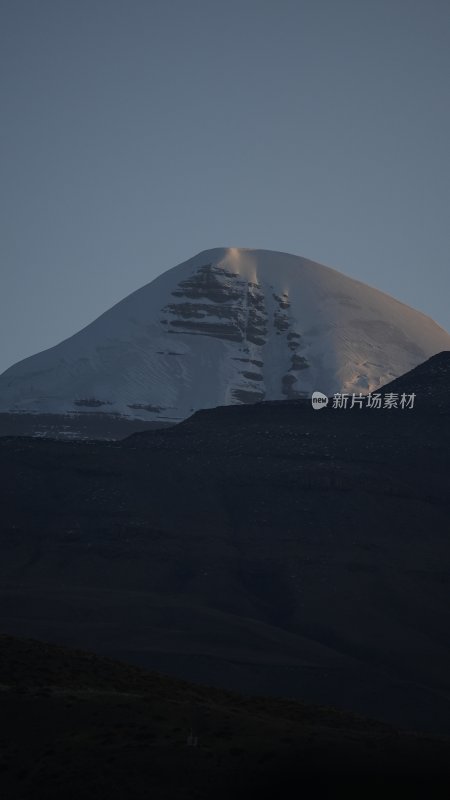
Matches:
[[1, 634, 450, 799], [0, 353, 449, 739]]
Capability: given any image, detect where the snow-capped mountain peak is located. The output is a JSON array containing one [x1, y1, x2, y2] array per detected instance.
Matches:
[[1, 247, 450, 422]]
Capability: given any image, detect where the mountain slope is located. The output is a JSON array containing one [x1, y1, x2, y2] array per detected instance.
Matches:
[[1, 248, 449, 423]]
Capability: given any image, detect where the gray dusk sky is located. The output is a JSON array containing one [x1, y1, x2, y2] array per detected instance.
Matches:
[[1, 0, 449, 374]]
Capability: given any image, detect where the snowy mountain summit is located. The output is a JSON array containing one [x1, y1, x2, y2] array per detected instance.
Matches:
[[1, 248, 450, 423]]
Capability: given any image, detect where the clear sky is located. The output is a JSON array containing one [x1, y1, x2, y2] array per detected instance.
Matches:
[[1, 0, 449, 374]]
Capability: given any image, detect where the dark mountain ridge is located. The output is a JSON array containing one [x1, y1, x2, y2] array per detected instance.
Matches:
[[0, 353, 449, 737], [379, 350, 450, 409]]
